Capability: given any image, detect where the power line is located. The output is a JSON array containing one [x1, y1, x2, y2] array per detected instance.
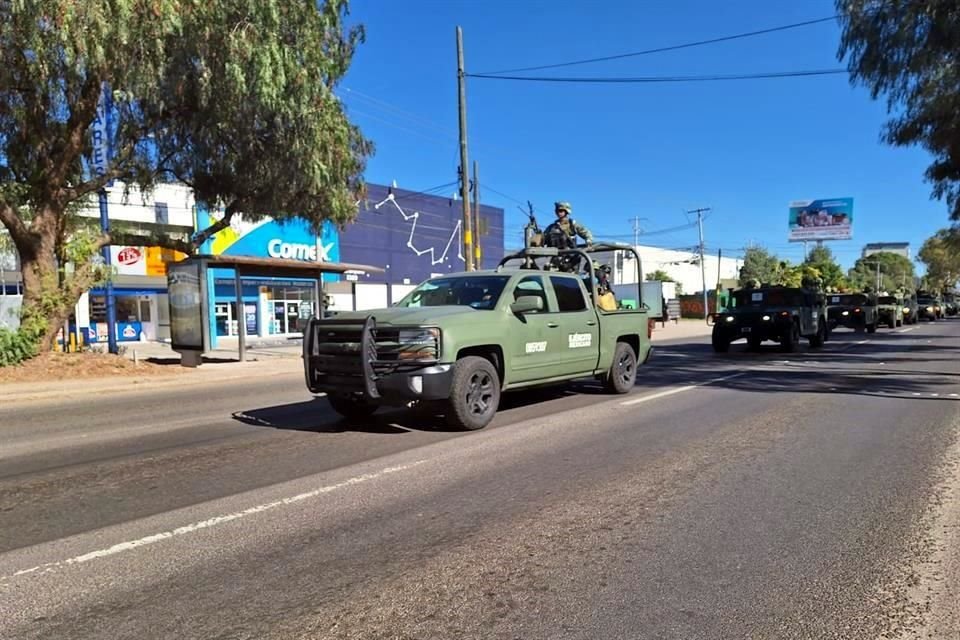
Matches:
[[475, 15, 839, 75], [466, 69, 848, 84]]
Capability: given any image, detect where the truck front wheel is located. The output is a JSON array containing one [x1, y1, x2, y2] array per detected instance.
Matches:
[[446, 356, 501, 430], [604, 341, 637, 394], [327, 393, 379, 420]]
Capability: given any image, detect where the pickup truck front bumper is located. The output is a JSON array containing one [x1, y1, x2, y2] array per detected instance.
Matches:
[[713, 320, 790, 343], [303, 316, 453, 403]]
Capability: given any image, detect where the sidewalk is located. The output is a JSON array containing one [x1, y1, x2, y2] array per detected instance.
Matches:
[[0, 352, 303, 406], [651, 318, 714, 342]]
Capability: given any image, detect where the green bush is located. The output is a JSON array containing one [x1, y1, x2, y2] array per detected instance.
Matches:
[[0, 328, 38, 367]]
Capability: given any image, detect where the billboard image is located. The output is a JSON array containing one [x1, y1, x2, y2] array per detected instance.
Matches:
[[788, 198, 854, 242]]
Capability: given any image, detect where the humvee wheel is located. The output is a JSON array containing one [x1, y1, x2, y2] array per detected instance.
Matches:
[[711, 332, 730, 353], [604, 341, 637, 394], [781, 321, 799, 353], [446, 356, 500, 431], [809, 321, 826, 348], [327, 393, 379, 420], [867, 322, 877, 334]]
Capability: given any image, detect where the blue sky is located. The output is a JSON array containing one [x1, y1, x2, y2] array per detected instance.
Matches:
[[340, 0, 948, 270]]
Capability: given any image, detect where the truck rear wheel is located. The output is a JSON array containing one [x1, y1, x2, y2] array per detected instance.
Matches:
[[809, 321, 826, 348], [446, 356, 500, 431], [327, 393, 379, 420], [867, 321, 877, 334], [604, 341, 637, 394]]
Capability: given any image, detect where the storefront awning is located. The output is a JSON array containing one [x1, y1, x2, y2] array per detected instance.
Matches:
[[189, 254, 383, 278]]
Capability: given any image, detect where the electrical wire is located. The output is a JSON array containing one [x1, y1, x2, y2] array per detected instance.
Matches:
[[466, 69, 848, 84], [475, 15, 839, 75]]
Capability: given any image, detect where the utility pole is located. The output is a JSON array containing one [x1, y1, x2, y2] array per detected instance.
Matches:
[[629, 216, 648, 247], [690, 207, 711, 322], [455, 26, 474, 271], [472, 160, 481, 268]]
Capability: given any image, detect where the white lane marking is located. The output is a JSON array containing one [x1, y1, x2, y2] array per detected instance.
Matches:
[[951, 394, 959, 398], [931, 393, 940, 397], [620, 372, 746, 407], [913, 393, 923, 396], [3, 460, 426, 582], [857, 340, 870, 345], [897, 327, 915, 334]]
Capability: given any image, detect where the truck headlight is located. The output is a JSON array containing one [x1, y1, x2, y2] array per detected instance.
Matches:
[[397, 328, 441, 360], [841, 310, 849, 316], [724, 315, 735, 323], [762, 315, 771, 322]]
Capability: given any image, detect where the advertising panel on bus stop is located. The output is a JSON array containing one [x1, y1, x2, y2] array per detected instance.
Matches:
[[167, 260, 205, 351], [788, 198, 854, 241]]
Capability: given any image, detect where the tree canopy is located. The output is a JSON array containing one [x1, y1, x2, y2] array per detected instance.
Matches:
[[803, 245, 846, 290], [918, 228, 960, 292], [847, 252, 915, 293], [738, 246, 780, 287], [838, 0, 960, 220], [0, 0, 371, 353]]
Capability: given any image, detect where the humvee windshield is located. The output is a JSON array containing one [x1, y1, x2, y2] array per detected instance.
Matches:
[[878, 296, 898, 305], [731, 289, 804, 307], [829, 294, 868, 306], [917, 297, 937, 305], [397, 275, 511, 310]]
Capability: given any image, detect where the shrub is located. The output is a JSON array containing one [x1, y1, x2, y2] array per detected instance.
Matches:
[[0, 328, 38, 367]]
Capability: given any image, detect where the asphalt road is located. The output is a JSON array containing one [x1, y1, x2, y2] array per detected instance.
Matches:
[[1, 320, 959, 639]]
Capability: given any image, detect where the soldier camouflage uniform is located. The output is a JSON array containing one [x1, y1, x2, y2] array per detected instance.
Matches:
[[544, 201, 593, 246]]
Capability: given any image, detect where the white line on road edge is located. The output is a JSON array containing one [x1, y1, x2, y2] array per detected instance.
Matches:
[[620, 372, 747, 407], [897, 327, 916, 334], [2, 460, 426, 583]]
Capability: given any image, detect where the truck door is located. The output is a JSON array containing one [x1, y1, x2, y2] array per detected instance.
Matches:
[[508, 275, 559, 383], [548, 275, 601, 376]]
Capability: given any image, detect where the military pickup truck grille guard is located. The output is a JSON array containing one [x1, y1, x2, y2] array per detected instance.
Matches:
[[304, 317, 440, 398]]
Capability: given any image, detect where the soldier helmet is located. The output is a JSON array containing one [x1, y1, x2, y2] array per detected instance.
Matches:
[[554, 201, 572, 214]]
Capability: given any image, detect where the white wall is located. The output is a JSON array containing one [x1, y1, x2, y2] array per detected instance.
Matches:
[[75, 181, 196, 226], [618, 245, 740, 295], [354, 284, 388, 311]]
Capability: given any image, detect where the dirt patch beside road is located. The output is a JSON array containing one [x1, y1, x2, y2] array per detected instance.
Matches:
[[0, 352, 184, 384]]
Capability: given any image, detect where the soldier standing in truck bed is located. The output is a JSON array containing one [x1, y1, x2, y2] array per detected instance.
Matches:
[[544, 201, 593, 247]]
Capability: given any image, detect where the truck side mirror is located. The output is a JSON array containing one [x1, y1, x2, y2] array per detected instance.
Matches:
[[511, 295, 544, 314]]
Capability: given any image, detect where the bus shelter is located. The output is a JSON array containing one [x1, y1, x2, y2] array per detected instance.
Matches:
[[167, 254, 381, 365]]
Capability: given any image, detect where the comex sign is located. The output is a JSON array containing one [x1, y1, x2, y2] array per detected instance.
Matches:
[[267, 239, 334, 262]]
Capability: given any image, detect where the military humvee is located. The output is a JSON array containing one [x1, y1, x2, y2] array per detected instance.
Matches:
[[827, 293, 879, 333], [916, 294, 942, 321], [303, 245, 651, 430], [901, 293, 919, 325], [876, 295, 904, 329], [712, 286, 828, 353]]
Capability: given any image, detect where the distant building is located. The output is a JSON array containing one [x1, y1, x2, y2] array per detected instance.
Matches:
[[862, 242, 910, 260], [614, 245, 740, 296]]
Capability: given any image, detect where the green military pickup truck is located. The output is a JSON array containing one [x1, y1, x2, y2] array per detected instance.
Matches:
[[303, 246, 651, 430]]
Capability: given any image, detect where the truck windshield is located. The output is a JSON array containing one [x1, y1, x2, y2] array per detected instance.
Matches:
[[731, 289, 803, 307], [397, 276, 511, 310], [878, 296, 898, 305], [829, 294, 867, 306]]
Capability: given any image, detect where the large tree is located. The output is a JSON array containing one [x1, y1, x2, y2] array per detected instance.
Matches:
[[847, 251, 916, 293], [0, 0, 371, 351], [803, 245, 846, 290], [838, 0, 960, 220], [738, 246, 780, 287], [918, 228, 960, 292], [645, 269, 683, 294]]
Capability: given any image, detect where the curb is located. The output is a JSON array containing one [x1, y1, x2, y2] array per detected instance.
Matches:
[[0, 359, 304, 406]]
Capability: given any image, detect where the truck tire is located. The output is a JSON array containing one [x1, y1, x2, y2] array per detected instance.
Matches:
[[867, 321, 877, 334], [809, 321, 826, 348], [781, 321, 799, 353], [711, 331, 730, 353], [747, 336, 763, 350], [327, 393, 379, 420], [604, 341, 637, 394], [445, 356, 500, 431]]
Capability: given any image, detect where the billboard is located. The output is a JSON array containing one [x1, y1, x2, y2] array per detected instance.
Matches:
[[167, 261, 205, 351], [788, 198, 854, 242]]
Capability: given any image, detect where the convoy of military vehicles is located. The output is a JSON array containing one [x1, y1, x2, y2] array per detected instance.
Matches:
[[301, 236, 956, 430]]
